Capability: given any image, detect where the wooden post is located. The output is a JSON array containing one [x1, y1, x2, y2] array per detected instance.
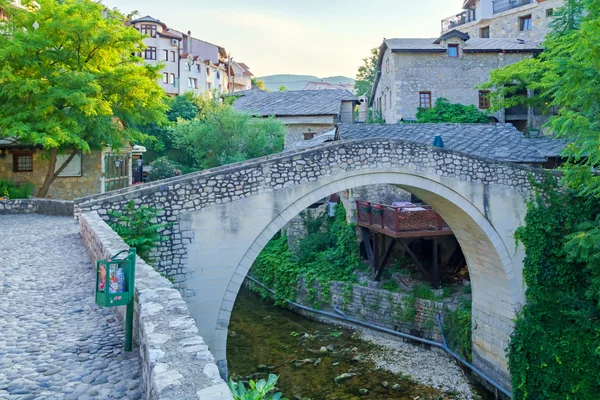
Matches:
[[361, 227, 375, 273]]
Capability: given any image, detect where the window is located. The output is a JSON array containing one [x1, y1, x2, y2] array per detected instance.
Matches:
[[207, 82, 212, 90], [216, 71, 221, 79], [419, 91, 432, 108], [546, 8, 554, 17], [140, 24, 157, 38], [163, 72, 169, 84], [196, 64, 201, 73], [303, 132, 316, 141], [12, 151, 33, 172], [519, 15, 532, 31], [144, 46, 157, 60], [480, 26, 490, 38], [169, 73, 176, 85], [448, 44, 459, 58], [188, 78, 197, 89], [163, 50, 169, 61], [206, 67, 210, 76], [478, 90, 491, 109], [170, 51, 176, 62], [385, 58, 390, 73]]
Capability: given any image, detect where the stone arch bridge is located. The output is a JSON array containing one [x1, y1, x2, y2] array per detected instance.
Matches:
[[77, 138, 545, 392]]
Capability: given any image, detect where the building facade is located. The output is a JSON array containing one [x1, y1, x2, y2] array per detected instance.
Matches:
[[441, 0, 564, 41], [130, 16, 252, 98], [371, 31, 542, 130], [232, 90, 358, 149]]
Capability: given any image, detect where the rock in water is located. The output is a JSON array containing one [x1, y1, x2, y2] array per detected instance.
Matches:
[[334, 372, 357, 384]]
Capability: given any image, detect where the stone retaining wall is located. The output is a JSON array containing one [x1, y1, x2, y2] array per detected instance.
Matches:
[[0, 198, 74, 216], [79, 212, 232, 400], [295, 278, 449, 342]]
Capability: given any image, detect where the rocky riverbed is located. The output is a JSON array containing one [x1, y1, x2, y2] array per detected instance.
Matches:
[[227, 287, 490, 400]]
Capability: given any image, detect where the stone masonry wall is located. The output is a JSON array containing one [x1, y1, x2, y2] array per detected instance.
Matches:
[[78, 212, 231, 400], [295, 278, 449, 342], [0, 198, 74, 216], [461, 0, 564, 41], [284, 123, 336, 149], [0, 150, 103, 200], [75, 138, 546, 295]]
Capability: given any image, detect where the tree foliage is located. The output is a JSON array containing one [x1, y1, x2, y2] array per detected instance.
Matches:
[[173, 97, 285, 170], [251, 204, 360, 305], [0, 0, 167, 197], [251, 77, 266, 90], [416, 98, 489, 123], [355, 47, 378, 98], [510, 177, 600, 399]]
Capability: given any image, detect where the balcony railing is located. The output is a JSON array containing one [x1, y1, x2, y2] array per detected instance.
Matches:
[[356, 201, 452, 238], [441, 8, 476, 32], [493, 0, 533, 14]]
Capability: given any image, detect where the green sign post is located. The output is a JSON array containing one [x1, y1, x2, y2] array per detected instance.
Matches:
[[95, 248, 136, 351]]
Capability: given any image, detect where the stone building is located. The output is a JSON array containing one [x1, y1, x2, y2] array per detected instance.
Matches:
[[370, 31, 542, 130], [232, 89, 358, 148], [0, 139, 138, 200], [441, 0, 564, 41]]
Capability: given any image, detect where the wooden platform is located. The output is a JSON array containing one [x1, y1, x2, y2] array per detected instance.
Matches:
[[356, 201, 453, 239]]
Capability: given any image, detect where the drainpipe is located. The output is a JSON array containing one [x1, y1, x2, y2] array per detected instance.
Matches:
[[245, 276, 512, 398]]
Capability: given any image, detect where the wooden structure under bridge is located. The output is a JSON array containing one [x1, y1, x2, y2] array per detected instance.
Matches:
[[356, 200, 454, 288]]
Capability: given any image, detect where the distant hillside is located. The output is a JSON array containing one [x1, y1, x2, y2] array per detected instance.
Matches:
[[257, 74, 355, 91]]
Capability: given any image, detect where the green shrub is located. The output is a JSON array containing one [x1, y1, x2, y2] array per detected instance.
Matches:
[[148, 156, 182, 181], [382, 280, 400, 292], [416, 98, 489, 123], [228, 374, 287, 400], [0, 179, 34, 199], [108, 200, 170, 261], [444, 300, 472, 362], [413, 284, 435, 300]]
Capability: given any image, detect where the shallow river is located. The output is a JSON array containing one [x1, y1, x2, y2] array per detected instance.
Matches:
[[227, 287, 491, 400]]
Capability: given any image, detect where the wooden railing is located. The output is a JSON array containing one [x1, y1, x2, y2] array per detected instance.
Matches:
[[356, 200, 451, 238]]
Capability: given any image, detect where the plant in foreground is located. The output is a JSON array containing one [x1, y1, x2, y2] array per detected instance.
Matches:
[[228, 374, 287, 400]]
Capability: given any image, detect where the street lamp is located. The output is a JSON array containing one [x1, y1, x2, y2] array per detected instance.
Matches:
[[114, 158, 122, 169], [136, 158, 143, 167]]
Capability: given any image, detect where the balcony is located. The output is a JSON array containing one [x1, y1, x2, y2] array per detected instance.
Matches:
[[441, 8, 476, 32], [356, 201, 452, 239], [493, 0, 533, 14]]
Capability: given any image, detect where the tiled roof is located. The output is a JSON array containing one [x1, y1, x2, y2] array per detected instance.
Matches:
[[130, 15, 166, 28], [384, 37, 541, 53], [337, 123, 565, 163], [157, 30, 181, 40], [232, 90, 358, 117]]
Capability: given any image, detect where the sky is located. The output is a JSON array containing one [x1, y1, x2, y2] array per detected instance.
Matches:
[[100, 0, 461, 79]]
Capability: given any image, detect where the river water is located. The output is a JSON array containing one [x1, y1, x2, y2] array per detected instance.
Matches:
[[227, 287, 492, 400]]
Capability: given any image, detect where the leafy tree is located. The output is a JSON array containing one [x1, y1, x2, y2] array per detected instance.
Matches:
[[173, 97, 285, 170], [251, 77, 266, 90], [0, 0, 167, 197], [278, 85, 288, 92], [355, 47, 378, 98], [416, 98, 489, 123], [147, 156, 182, 181]]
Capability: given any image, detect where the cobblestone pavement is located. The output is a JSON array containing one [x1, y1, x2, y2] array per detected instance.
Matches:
[[0, 215, 143, 400]]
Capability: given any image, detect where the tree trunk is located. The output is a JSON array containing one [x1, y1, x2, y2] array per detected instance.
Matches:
[[36, 149, 78, 198]]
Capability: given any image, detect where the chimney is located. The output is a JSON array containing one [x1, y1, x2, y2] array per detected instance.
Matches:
[[187, 30, 192, 55]]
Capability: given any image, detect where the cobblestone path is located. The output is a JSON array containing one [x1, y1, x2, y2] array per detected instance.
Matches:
[[0, 215, 143, 400]]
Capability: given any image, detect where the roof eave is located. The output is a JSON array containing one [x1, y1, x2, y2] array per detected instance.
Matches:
[[463, 48, 542, 53]]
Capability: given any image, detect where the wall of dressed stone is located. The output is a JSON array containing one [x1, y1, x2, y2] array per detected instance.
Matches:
[[0, 198, 74, 216], [78, 211, 231, 400]]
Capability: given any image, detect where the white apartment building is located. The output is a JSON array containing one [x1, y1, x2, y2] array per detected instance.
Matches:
[[130, 16, 252, 98], [441, 0, 564, 41]]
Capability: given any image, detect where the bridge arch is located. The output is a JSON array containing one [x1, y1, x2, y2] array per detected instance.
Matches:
[[190, 169, 521, 391], [78, 138, 537, 392]]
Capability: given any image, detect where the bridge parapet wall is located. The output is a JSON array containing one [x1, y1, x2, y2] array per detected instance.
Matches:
[[78, 211, 232, 400]]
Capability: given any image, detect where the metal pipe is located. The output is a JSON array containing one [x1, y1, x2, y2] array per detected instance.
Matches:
[[245, 276, 511, 398]]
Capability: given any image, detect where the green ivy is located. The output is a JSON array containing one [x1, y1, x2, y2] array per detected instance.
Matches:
[[444, 300, 472, 362], [509, 176, 600, 399]]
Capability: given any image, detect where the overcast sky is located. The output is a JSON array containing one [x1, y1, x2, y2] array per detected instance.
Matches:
[[99, 0, 461, 78]]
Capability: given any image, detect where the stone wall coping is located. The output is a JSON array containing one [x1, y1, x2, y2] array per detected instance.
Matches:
[[78, 211, 232, 400], [0, 198, 74, 216], [74, 136, 558, 207]]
